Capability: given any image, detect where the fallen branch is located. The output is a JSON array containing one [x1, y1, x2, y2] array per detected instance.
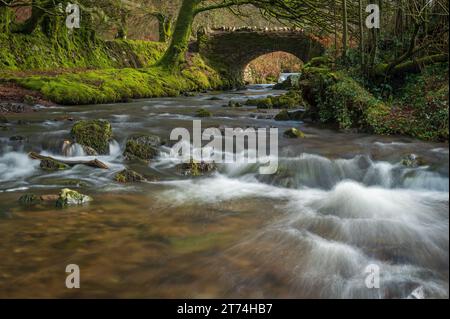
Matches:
[[29, 152, 109, 169]]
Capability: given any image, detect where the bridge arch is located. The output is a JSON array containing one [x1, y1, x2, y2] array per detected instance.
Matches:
[[198, 28, 326, 84]]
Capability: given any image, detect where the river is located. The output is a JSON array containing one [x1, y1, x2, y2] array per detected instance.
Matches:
[[0, 85, 448, 298]]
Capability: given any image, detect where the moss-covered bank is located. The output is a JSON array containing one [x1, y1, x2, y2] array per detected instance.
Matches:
[[0, 29, 166, 71], [294, 57, 449, 141], [0, 23, 226, 105]]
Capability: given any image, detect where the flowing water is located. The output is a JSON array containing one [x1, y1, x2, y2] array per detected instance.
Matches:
[[0, 86, 448, 298]]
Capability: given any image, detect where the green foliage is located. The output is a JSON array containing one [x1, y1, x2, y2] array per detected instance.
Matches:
[[382, 63, 449, 141], [299, 65, 390, 133]]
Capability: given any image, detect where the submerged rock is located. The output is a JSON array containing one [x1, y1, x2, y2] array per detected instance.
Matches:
[[196, 108, 212, 117], [284, 128, 306, 138], [176, 160, 217, 176], [40, 158, 70, 171], [115, 169, 147, 183], [56, 188, 93, 208], [71, 120, 113, 155], [19, 194, 42, 206], [124, 134, 161, 162]]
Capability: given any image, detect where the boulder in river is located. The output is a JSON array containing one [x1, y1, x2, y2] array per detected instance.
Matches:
[[71, 120, 113, 155], [176, 160, 217, 176], [115, 169, 147, 183], [40, 158, 70, 171], [56, 189, 93, 208], [228, 100, 243, 108], [123, 134, 161, 162], [196, 108, 213, 118], [274, 110, 291, 121], [284, 128, 305, 139], [401, 154, 426, 168]]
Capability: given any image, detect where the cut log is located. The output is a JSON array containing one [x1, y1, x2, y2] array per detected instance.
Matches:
[[28, 152, 109, 169]]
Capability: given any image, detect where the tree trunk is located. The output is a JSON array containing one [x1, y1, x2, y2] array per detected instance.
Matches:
[[341, 0, 348, 60], [358, 0, 365, 69], [154, 13, 173, 42], [159, 0, 200, 67], [14, 0, 47, 34]]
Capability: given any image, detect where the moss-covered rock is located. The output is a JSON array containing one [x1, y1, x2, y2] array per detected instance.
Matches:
[[115, 169, 147, 183], [176, 160, 217, 176], [275, 110, 291, 121], [40, 158, 70, 171], [71, 120, 113, 155], [227, 100, 243, 108], [284, 128, 306, 138], [123, 134, 160, 162], [56, 189, 93, 208], [401, 154, 426, 168], [256, 98, 273, 109], [196, 108, 213, 117]]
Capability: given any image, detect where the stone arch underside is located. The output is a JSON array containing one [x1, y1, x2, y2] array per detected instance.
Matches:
[[198, 31, 325, 84]]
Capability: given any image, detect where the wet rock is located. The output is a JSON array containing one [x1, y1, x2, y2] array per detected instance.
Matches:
[[207, 96, 223, 101], [40, 158, 70, 171], [0, 102, 29, 113], [196, 108, 213, 118], [71, 120, 113, 155], [176, 160, 217, 176], [289, 109, 307, 121], [124, 134, 161, 162], [9, 136, 25, 142], [256, 98, 273, 109], [407, 286, 425, 299], [82, 145, 98, 156], [284, 128, 306, 138], [56, 188, 93, 208], [23, 95, 36, 106], [274, 110, 291, 121], [19, 194, 42, 206], [401, 154, 426, 168], [228, 100, 243, 108], [0, 115, 8, 123], [115, 169, 147, 183]]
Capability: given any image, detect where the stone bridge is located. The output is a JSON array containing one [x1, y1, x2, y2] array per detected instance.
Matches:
[[197, 27, 326, 83]]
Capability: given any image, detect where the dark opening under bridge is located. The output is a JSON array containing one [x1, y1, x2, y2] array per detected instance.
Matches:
[[197, 27, 326, 83]]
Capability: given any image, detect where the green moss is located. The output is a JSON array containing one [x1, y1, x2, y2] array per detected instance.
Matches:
[[123, 135, 160, 162], [71, 120, 113, 155], [256, 98, 273, 109], [13, 54, 224, 105], [56, 188, 92, 208], [275, 110, 291, 121], [0, 29, 166, 71], [40, 159, 70, 171], [284, 128, 305, 138], [115, 169, 146, 183], [196, 108, 212, 117], [227, 100, 242, 108]]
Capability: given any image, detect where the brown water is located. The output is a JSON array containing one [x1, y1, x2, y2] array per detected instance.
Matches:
[[0, 85, 448, 298]]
